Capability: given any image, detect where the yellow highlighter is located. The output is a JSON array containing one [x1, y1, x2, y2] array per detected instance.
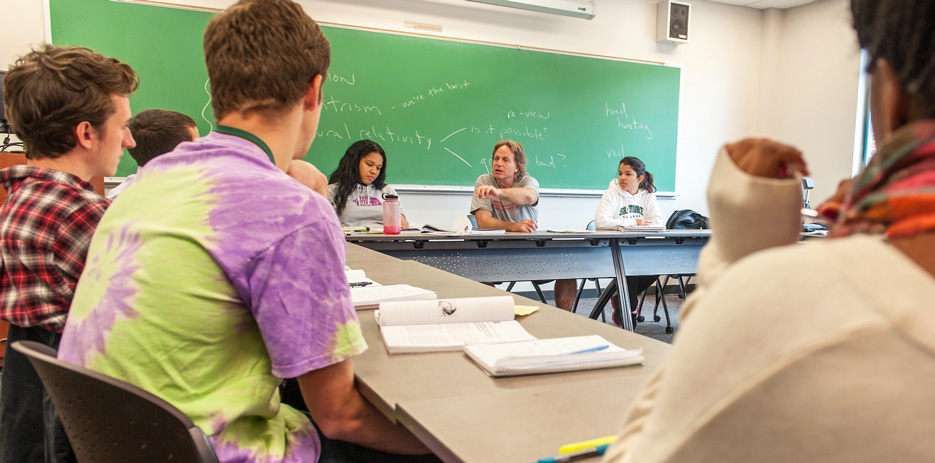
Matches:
[[559, 436, 618, 454]]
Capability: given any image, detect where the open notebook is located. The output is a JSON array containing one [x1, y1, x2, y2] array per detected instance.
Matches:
[[464, 335, 644, 377], [375, 296, 534, 354], [401, 215, 504, 235]]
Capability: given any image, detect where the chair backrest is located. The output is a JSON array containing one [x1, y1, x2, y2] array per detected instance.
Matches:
[[802, 176, 815, 209], [11, 341, 219, 463], [0, 153, 106, 200], [0, 320, 8, 368]]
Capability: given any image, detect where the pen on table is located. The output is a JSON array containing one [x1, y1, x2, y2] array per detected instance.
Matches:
[[535, 443, 611, 463], [348, 281, 372, 287], [561, 345, 609, 355], [559, 436, 617, 454]]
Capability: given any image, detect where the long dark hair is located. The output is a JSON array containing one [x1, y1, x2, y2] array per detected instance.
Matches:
[[620, 156, 656, 193], [329, 139, 387, 216]]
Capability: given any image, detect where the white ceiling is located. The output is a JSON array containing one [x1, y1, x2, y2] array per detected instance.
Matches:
[[707, 0, 818, 9]]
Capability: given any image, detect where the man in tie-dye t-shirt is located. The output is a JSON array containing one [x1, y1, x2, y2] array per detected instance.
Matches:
[[58, 1, 432, 462]]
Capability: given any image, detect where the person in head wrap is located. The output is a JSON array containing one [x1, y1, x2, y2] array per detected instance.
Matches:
[[602, 1, 935, 462]]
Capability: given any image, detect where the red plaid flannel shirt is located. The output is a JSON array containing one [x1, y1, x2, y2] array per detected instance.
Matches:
[[0, 166, 109, 332]]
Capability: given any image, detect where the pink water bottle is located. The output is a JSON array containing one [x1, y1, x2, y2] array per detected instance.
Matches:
[[382, 194, 401, 235]]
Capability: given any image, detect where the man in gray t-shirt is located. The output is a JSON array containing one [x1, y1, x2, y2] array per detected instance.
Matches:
[[470, 173, 539, 223], [470, 140, 577, 311], [470, 140, 539, 232]]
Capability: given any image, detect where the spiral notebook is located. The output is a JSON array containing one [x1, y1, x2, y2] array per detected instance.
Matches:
[[463, 335, 644, 377]]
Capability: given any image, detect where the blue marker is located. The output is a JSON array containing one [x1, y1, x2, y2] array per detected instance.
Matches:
[[561, 345, 609, 355], [536, 443, 610, 463]]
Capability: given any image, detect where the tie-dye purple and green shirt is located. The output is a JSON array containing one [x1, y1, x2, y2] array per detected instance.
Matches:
[[58, 131, 367, 463]]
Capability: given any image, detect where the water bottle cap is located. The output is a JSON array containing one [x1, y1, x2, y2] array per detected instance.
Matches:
[[383, 193, 399, 200]]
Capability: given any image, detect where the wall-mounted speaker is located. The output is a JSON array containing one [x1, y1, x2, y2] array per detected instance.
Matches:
[[656, 1, 691, 44]]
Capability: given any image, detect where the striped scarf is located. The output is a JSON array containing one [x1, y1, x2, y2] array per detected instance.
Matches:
[[828, 120, 935, 239]]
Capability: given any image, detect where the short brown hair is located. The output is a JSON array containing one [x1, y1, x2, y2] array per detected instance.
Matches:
[[3, 44, 138, 159], [127, 109, 197, 167], [203, 0, 331, 120], [493, 140, 528, 181]]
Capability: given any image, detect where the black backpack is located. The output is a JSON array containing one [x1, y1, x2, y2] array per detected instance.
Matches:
[[666, 209, 709, 230]]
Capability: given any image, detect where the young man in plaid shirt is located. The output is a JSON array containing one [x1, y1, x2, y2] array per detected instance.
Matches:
[[0, 45, 137, 463]]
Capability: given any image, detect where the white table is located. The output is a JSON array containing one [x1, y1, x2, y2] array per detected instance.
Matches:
[[347, 230, 710, 331]]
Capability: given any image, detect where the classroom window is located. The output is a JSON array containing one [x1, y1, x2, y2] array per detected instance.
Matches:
[[861, 86, 876, 166], [858, 51, 876, 168]]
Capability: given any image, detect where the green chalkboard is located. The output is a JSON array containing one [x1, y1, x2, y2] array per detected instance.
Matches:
[[51, 0, 680, 191]]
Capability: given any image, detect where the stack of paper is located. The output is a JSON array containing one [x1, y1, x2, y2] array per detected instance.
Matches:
[[350, 284, 436, 310], [545, 229, 597, 234], [400, 224, 453, 234], [466, 228, 506, 235], [402, 219, 504, 235], [617, 224, 665, 232], [464, 335, 644, 377], [375, 295, 535, 354]]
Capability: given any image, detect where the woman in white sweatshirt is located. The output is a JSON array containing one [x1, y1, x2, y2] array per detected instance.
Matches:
[[593, 156, 664, 327], [594, 156, 663, 229]]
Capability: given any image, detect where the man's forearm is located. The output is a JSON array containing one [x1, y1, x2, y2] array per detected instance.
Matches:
[[328, 388, 429, 454], [475, 213, 516, 230], [298, 362, 430, 455], [496, 187, 537, 205]]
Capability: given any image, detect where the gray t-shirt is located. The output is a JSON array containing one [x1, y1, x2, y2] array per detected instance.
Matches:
[[470, 174, 539, 223], [327, 183, 404, 228]]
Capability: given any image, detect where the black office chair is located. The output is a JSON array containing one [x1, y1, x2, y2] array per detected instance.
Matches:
[[504, 280, 549, 303], [590, 211, 709, 332], [634, 276, 677, 334], [12, 341, 219, 463], [630, 209, 710, 333], [659, 210, 708, 305], [506, 280, 555, 304]]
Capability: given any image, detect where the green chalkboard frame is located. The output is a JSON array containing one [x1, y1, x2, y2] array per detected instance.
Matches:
[[50, 0, 680, 192]]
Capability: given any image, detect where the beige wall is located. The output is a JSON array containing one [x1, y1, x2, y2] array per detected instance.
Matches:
[[773, 0, 862, 203], [1, 0, 46, 68]]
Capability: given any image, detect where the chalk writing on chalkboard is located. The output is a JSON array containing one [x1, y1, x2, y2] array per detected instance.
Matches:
[[49, 0, 680, 190], [328, 73, 356, 85]]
